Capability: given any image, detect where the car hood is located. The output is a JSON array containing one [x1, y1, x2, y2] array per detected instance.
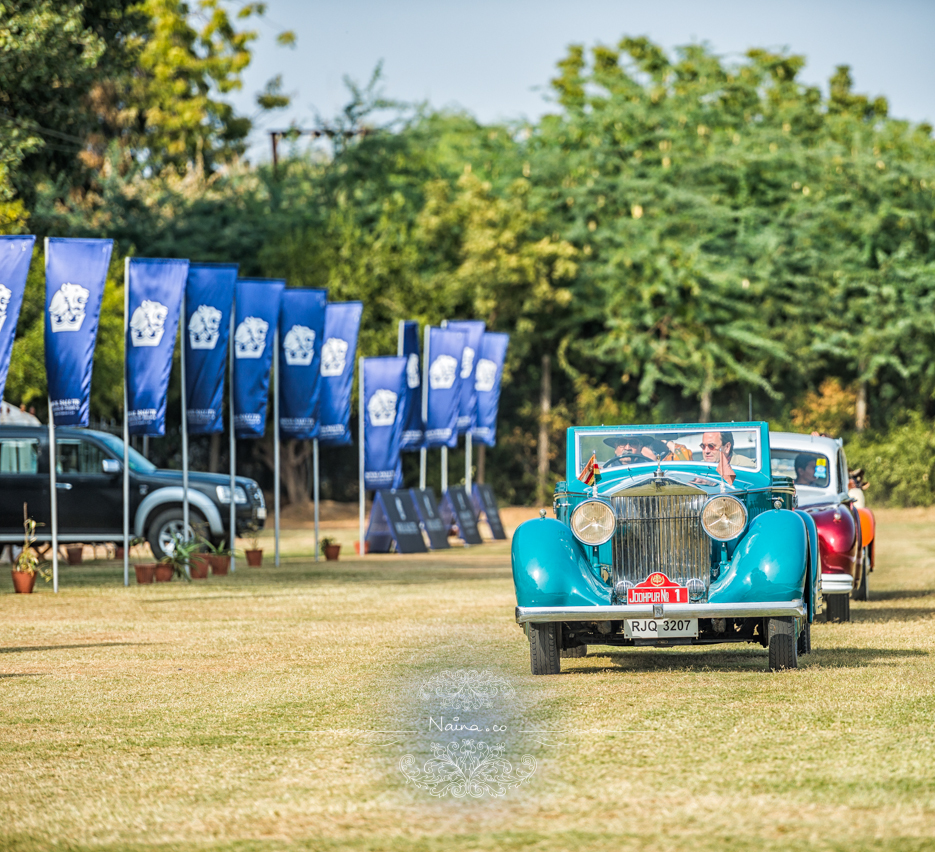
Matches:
[[138, 469, 259, 490]]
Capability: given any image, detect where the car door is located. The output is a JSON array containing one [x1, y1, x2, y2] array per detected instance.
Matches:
[[0, 433, 49, 537], [55, 436, 124, 534]]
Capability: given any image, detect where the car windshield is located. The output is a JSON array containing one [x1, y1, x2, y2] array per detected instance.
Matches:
[[577, 427, 760, 474], [95, 432, 157, 474], [770, 449, 832, 489]]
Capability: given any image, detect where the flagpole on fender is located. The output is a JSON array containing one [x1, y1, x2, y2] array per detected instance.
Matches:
[[181, 292, 190, 577], [358, 356, 365, 558], [313, 437, 319, 562], [229, 309, 237, 571], [45, 239, 59, 593], [122, 256, 130, 587], [273, 328, 280, 567], [420, 325, 429, 491]]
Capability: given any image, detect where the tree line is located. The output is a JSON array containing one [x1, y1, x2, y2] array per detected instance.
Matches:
[[4, 2, 935, 505]]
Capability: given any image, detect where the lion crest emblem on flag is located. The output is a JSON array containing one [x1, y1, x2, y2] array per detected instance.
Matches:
[[367, 389, 398, 427], [406, 353, 420, 389], [429, 354, 457, 390], [474, 358, 497, 393], [129, 300, 169, 347], [49, 282, 90, 333], [320, 337, 348, 376], [0, 284, 11, 333], [234, 316, 268, 359], [460, 346, 475, 379], [188, 304, 222, 350], [283, 325, 316, 366]]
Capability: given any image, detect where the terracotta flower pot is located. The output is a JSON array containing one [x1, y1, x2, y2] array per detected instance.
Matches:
[[11, 570, 37, 594], [115, 547, 125, 560], [154, 564, 174, 582], [245, 549, 263, 567], [210, 555, 230, 575], [353, 541, 369, 555], [324, 544, 341, 561], [134, 563, 156, 584], [66, 546, 83, 565], [189, 555, 210, 579]]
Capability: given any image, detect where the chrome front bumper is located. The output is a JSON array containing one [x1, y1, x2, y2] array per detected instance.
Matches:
[[516, 598, 807, 624], [821, 573, 854, 595]]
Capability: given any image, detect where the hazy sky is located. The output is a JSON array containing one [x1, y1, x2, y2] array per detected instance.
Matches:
[[228, 0, 935, 162]]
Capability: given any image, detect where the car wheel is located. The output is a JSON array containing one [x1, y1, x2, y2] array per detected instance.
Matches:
[[147, 508, 206, 561], [825, 593, 851, 623], [529, 623, 561, 675], [768, 616, 798, 671], [853, 550, 870, 602], [797, 618, 811, 656]]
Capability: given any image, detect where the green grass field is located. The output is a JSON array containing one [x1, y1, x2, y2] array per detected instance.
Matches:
[[2, 508, 935, 851]]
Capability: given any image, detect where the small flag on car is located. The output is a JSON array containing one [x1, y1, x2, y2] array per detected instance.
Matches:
[[578, 452, 599, 486], [717, 448, 736, 487]]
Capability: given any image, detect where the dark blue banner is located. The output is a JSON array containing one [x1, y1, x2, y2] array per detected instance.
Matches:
[[319, 301, 363, 446], [0, 235, 36, 402], [398, 320, 423, 450], [184, 263, 237, 434], [126, 258, 189, 436], [445, 320, 486, 433], [363, 356, 407, 489], [472, 332, 509, 447], [279, 288, 327, 439], [44, 237, 114, 425], [232, 278, 284, 438], [424, 327, 464, 449]]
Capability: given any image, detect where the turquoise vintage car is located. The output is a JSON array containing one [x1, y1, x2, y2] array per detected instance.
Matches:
[[513, 422, 821, 674]]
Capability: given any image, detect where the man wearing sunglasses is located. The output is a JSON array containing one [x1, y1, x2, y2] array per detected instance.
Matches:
[[700, 431, 734, 463]]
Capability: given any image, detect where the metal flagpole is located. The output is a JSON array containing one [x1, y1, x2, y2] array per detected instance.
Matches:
[[438, 321, 446, 495], [273, 329, 280, 567], [45, 239, 59, 593], [313, 437, 320, 562], [465, 432, 472, 493], [229, 310, 237, 571], [181, 294, 190, 566], [122, 256, 130, 586], [358, 357, 365, 558], [419, 325, 429, 491]]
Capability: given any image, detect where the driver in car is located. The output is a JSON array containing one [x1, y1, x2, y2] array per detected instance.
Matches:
[[602, 435, 655, 468]]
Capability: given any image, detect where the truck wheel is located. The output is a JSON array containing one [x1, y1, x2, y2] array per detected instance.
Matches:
[[797, 618, 811, 656], [147, 508, 206, 561], [529, 623, 561, 675], [852, 550, 870, 602], [768, 617, 798, 671], [825, 593, 851, 623]]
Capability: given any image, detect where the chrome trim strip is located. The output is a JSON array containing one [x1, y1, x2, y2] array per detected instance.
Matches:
[[516, 598, 807, 623], [821, 573, 854, 594]]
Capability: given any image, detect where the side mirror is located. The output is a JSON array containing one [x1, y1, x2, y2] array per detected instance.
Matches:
[[102, 459, 122, 474]]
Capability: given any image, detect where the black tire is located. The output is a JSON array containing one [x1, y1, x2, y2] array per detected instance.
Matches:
[[825, 593, 851, 623], [561, 645, 587, 659], [768, 617, 798, 671], [853, 550, 870, 602], [146, 507, 206, 561], [529, 623, 561, 675], [797, 618, 811, 656]]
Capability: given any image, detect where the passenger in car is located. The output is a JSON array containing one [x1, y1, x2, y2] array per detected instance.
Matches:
[[794, 453, 821, 486]]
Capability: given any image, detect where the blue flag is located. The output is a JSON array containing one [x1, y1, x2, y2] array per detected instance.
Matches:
[[0, 236, 36, 402], [279, 288, 328, 439], [445, 320, 486, 433], [362, 356, 408, 489], [319, 301, 363, 446], [233, 278, 285, 438], [424, 327, 464, 449], [472, 332, 509, 447], [398, 320, 423, 450], [44, 237, 114, 425], [184, 263, 237, 434], [126, 258, 189, 436]]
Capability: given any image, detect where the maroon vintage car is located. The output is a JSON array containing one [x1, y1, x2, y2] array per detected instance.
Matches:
[[770, 431, 870, 622]]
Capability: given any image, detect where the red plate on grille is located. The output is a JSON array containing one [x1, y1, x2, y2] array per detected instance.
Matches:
[[627, 572, 689, 605]]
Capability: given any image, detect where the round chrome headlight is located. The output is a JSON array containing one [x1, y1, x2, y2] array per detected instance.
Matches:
[[570, 500, 616, 546], [701, 495, 747, 541]]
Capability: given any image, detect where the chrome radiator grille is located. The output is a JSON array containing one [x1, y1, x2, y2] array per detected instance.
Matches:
[[611, 494, 711, 593]]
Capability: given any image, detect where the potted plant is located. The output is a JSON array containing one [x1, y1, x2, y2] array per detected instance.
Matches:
[[66, 545, 84, 565], [11, 504, 51, 594], [245, 533, 263, 567], [199, 536, 234, 575], [117, 536, 146, 561], [155, 535, 196, 583], [320, 537, 341, 561]]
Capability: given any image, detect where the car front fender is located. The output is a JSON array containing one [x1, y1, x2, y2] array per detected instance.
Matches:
[[794, 509, 820, 622], [709, 510, 808, 604], [511, 518, 612, 609], [134, 488, 225, 539]]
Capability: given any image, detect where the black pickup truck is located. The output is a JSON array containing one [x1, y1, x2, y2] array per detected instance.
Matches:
[[0, 426, 265, 559]]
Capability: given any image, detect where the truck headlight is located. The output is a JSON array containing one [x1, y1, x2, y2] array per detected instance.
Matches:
[[701, 495, 747, 541], [570, 500, 616, 546], [216, 485, 248, 505]]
